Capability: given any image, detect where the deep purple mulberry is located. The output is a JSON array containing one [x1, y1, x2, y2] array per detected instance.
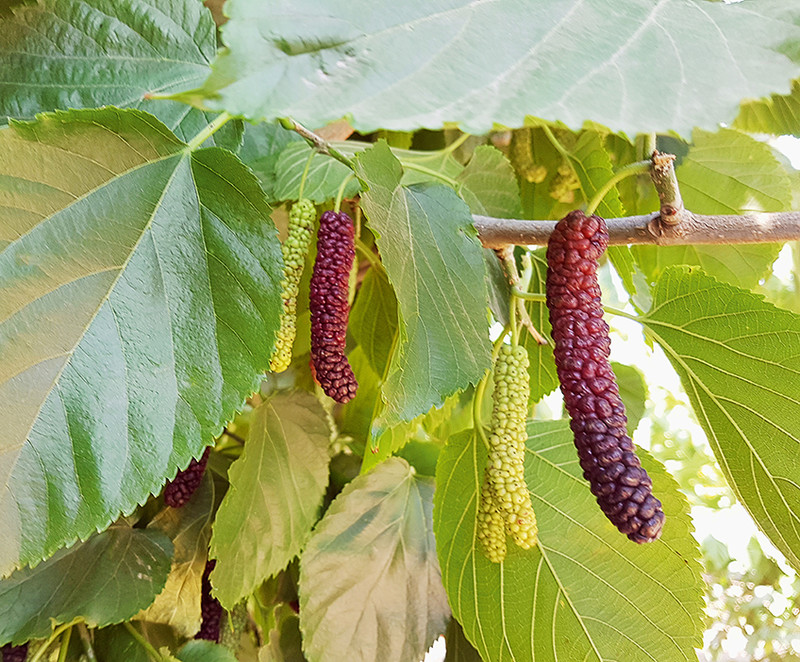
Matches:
[[309, 210, 357, 403], [196, 560, 222, 643], [546, 210, 665, 543], [164, 447, 210, 508], [2, 644, 28, 662]]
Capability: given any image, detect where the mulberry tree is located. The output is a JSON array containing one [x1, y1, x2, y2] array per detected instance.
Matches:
[[1, 1, 800, 661]]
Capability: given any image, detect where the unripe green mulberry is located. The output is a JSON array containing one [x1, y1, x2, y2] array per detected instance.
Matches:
[[548, 162, 580, 203], [477, 344, 538, 562], [270, 199, 316, 373], [509, 128, 548, 184]]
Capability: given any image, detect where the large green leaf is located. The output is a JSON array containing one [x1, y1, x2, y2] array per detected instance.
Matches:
[[640, 267, 800, 571], [136, 474, 216, 636], [211, 392, 331, 609], [0, 0, 239, 146], [736, 79, 800, 136], [298, 458, 450, 662], [0, 108, 283, 575], [354, 142, 491, 428], [0, 525, 172, 644], [434, 423, 704, 662], [190, 0, 800, 135], [633, 128, 791, 289]]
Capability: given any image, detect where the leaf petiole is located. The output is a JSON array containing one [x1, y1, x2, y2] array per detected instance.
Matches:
[[186, 112, 232, 151], [585, 160, 651, 216]]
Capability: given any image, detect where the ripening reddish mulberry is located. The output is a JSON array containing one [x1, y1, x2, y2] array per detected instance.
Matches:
[[164, 447, 210, 508], [546, 210, 665, 543], [1, 644, 27, 662], [309, 210, 357, 403], [196, 560, 222, 643], [271, 198, 316, 373]]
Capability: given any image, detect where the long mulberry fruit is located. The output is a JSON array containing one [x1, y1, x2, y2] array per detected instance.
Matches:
[[309, 210, 357, 403], [1, 644, 27, 662], [477, 344, 538, 563], [271, 199, 316, 373], [196, 560, 223, 643], [546, 210, 665, 543], [164, 447, 210, 508]]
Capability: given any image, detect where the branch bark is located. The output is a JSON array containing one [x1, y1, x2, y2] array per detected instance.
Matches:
[[473, 211, 800, 248]]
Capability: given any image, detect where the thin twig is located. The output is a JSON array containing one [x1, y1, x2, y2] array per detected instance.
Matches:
[[473, 211, 800, 248], [279, 117, 355, 169]]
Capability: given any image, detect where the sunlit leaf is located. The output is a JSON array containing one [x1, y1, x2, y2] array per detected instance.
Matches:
[[0, 108, 283, 575], [299, 458, 450, 662], [434, 423, 704, 661], [211, 392, 331, 609], [641, 267, 800, 572], [190, 0, 799, 135]]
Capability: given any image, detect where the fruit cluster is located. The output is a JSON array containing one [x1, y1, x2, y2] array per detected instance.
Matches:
[[271, 199, 316, 373], [309, 210, 358, 403], [545, 210, 665, 543], [476, 344, 538, 563], [164, 447, 210, 508]]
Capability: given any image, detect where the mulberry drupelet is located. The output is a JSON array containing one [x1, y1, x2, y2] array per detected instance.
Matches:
[[546, 210, 665, 543]]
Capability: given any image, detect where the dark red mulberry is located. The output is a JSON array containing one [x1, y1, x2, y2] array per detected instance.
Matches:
[[546, 210, 665, 543], [164, 447, 210, 508], [196, 560, 222, 643], [1, 644, 28, 662], [309, 210, 357, 403]]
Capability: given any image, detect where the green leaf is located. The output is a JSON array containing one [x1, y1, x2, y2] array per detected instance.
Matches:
[[239, 122, 304, 200], [298, 458, 450, 662], [0, 0, 234, 145], [94, 625, 152, 662], [272, 142, 361, 203], [612, 362, 648, 435], [348, 268, 398, 375], [0, 525, 173, 644], [258, 603, 307, 662], [434, 423, 704, 662], [354, 142, 491, 427], [457, 146, 522, 218], [0, 108, 283, 575], [191, 1, 800, 135], [178, 640, 238, 662], [569, 131, 624, 218], [736, 79, 800, 136], [444, 619, 482, 662], [521, 249, 559, 403], [211, 392, 331, 609], [136, 474, 216, 636], [640, 267, 800, 572], [633, 128, 791, 289]]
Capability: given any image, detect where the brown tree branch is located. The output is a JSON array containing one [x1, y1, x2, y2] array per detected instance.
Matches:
[[473, 211, 800, 248]]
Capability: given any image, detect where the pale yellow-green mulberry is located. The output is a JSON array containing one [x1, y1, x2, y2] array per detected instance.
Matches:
[[270, 198, 316, 373], [476, 344, 538, 562]]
